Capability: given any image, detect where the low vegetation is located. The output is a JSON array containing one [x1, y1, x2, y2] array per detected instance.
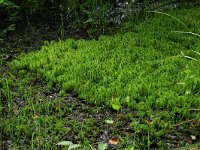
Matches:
[[1, 5, 200, 150]]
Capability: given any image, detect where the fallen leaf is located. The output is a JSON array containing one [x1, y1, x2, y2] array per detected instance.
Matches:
[[197, 118, 200, 125], [191, 135, 196, 141], [145, 119, 153, 125], [109, 137, 119, 145], [33, 115, 39, 120]]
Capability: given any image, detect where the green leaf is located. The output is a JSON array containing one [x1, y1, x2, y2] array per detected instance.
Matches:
[[125, 96, 130, 103], [111, 103, 121, 111], [98, 143, 108, 150], [7, 24, 16, 31], [0, 0, 4, 4], [56, 141, 73, 146], [105, 119, 114, 124], [84, 18, 94, 24], [68, 144, 81, 150]]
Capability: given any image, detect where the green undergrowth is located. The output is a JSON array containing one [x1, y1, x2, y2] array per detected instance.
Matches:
[[10, 7, 200, 108], [5, 6, 200, 149]]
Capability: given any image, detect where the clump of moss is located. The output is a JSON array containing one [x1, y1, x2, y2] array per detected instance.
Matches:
[[9, 6, 200, 144]]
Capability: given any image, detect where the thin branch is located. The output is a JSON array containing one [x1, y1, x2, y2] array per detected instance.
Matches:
[[173, 119, 193, 127]]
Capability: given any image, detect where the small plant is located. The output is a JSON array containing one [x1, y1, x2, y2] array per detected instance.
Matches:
[[97, 143, 108, 150], [56, 141, 81, 150], [111, 98, 121, 111]]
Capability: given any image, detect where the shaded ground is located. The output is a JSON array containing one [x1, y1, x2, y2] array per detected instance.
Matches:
[[1, 22, 200, 149], [0, 22, 85, 62]]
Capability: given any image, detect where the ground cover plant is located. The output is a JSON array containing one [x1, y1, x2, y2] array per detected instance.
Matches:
[[10, 7, 200, 110], [1, 5, 200, 150]]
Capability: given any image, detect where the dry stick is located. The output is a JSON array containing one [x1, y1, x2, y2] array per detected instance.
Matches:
[[173, 119, 194, 127]]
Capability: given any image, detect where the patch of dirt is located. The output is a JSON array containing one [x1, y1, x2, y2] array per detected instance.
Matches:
[[0, 22, 84, 64]]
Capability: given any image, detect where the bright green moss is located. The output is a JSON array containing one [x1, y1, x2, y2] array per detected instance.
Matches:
[[10, 7, 200, 124]]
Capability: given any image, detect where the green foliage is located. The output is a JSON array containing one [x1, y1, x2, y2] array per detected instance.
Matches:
[[56, 141, 73, 146], [3, 6, 200, 149], [10, 7, 200, 117], [0, 0, 20, 37], [1, 0, 199, 38], [0, 56, 3, 115], [0, 0, 115, 38], [98, 143, 108, 150], [56, 141, 81, 150], [63, 0, 115, 37]]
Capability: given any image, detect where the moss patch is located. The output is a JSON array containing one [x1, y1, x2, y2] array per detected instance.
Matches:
[[10, 10, 200, 106], [8, 6, 200, 149]]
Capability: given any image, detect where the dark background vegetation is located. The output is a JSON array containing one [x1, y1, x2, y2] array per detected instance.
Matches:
[[0, 0, 199, 60], [1, 0, 199, 39]]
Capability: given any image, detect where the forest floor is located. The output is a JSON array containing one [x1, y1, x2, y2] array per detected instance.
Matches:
[[1, 6, 200, 150]]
